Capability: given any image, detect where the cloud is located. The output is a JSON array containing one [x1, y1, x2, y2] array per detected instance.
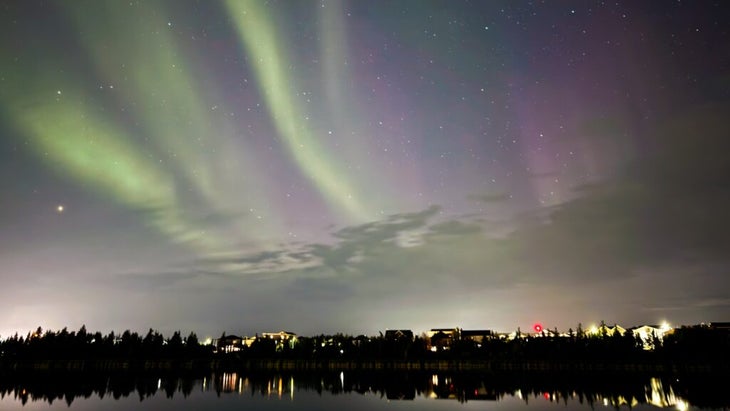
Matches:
[[467, 192, 511, 203], [111, 269, 225, 291], [110, 103, 730, 333], [283, 276, 355, 302], [429, 220, 483, 236], [528, 171, 559, 179], [174, 100, 730, 289]]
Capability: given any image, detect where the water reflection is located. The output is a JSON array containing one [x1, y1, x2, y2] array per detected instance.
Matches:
[[216, 373, 295, 400], [0, 370, 726, 409]]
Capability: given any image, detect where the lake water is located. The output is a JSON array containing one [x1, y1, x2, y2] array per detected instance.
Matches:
[[0, 370, 723, 410]]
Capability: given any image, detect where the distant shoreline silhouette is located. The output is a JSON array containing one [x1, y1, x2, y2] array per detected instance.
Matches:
[[1, 324, 728, 373]]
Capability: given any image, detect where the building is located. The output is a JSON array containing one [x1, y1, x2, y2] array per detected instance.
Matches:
[[261, 331, 297, 342], [460, 330, 494, 344], [630, 323, 673, 350], [426, 328, 460, 351], [426, 328, 460, 339], [587, 324, 627, 337], [214, 335, 244, 353], [384, 329, 414, 341], [709, 322, 730, 332], [261, 331, 298, 350]]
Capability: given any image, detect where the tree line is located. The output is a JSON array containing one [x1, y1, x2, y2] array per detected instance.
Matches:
[[1, 324, 728, 365], [0, 326, 212, 360]]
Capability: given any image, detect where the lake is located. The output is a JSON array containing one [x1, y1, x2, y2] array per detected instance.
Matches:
[[0, 370, 723, 410]]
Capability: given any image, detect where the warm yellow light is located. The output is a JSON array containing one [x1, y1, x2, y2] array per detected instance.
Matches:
[[57, 205, 64, 213], [676, 399, 688, 411]]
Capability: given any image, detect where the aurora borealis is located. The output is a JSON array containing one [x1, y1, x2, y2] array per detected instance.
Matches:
[[1, 1, 729, 338]]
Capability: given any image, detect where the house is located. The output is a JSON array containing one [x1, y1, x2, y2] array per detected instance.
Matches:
[[261, 330, 297, 341], [214, 335, 244, 353], [384, 329, 414, 341], [460, 330, 494, 344], [709, 322, 730, 332], [629, 323, 673, 350], [427, 328, 459, 351], [261, 331, 298, 350], [588, 324, 627, 337], [426, 328, 460, 339]]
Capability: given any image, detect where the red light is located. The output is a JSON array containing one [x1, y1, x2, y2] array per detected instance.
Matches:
[[544, 392, 550, 400], [533, 323, 543, 333]]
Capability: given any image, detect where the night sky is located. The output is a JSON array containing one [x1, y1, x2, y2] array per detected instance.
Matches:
[[1, 0, 729, 339]]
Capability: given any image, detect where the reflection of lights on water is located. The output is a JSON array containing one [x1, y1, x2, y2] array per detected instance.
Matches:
[[115, 373, 689, 408], [644, 377, 690, 410], [222, 372, 238, 393], [582, 378, 690, 410], [648, 377, 675, 407]]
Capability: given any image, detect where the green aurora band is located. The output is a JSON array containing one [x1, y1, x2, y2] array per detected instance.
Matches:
[[1, 1, 379, 259], [225, 0, 370, 221], [61, 2, 283, 247], [5, 82, 215, 249]]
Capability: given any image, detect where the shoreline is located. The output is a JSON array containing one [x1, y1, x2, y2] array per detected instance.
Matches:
[[1, 358, 725, 373]]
